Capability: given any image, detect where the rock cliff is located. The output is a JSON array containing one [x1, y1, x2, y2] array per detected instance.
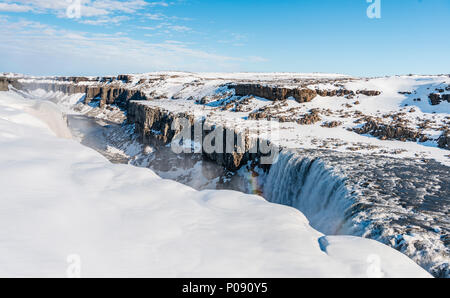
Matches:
[[230, 84, 318, 103], [127, 101, 276, 171]]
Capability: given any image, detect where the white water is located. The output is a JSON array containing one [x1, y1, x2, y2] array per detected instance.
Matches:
[[263, 151, 355, 235]]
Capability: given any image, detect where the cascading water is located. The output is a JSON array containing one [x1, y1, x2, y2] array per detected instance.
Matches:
[[263, 151, 356, 235]]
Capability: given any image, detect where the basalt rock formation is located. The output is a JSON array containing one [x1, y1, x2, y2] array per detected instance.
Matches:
[[84, 86, 148, 108], [0, 77, 8, 91], [0, 77, 22, 91], [230, 83, 381, 103], [354, 118, 426, 142], [438, 130, 449, 150], [429, 93, 450, 105], [0, 75, 149, 108], [357, 90, 382, 96], [127, 101, 276, 171], [230, 84, 318, 103]]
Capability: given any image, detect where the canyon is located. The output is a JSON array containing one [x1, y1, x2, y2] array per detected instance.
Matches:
[[1, 72, 449, 277]]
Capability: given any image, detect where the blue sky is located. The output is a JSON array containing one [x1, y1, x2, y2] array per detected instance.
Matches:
[[0, 0, 449, 76]]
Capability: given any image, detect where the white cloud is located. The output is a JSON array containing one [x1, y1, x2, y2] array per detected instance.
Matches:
[[1, 1, 189, 27], [88, 0, 149, 14], [142, 12, 193, 22], [147, 1, 169, 7], [80, 15, 130, 26], [0, 17, 244, 74], [168, 25, 191, 32], [1, 0, 150, 18], [145, 13, 166, 20], [0, 2, 32, 12], [138, 23, 192, 34]]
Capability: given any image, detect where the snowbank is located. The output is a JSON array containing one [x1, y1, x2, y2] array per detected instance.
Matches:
[[0, 91, 431, 278]]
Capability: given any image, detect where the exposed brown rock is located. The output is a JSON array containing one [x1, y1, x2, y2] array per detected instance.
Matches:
[[429, 93, 450, 105], [291, 88, 317, 103], [297, 109, 322, 125], [321, 121, 343, 128], [85, 86, 148, 108], [0, 77, 9, 91], [10, 77, 149, 108], [231, 84, 317, 103], [438, 130, 449, 150], [356, 90, 382, 96], [117, 75, 134, 83], [429, 93, 442, 105], [354, 117, 424, 142], [56, 77, 93, 83], [127, 102, 276, 171], [0, 77, 22, 91]]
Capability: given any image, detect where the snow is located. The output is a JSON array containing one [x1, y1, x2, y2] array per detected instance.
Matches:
[[0, 90, 431, 278], [125, 73, 450, 166]]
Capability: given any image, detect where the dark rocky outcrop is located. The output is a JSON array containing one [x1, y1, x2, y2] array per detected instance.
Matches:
[[20, 81, 89, 94], [429, 93, 442, 105], [354, 118, 425, 142], [438, 130, 449, 150], [128, 102, 277, 171], [321, 121, 343, 128], [231, 84, 381, 104], [429, 93, 450, 105], [356, 90, 382, 96], [316, 89, 354, 97], [0, 77, 22, 91], [0, 77, 9, 91], [84, 86, 148, 108], [56, 77, 94, 83], [297, 109, 322, 125], [231, 84, 317, 103], [117, 75, 134, 83], [2, 76, 149, 109], [128, 102, 193, 146]]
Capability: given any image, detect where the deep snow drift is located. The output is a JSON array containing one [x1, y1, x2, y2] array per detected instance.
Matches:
[[0, 91, 431, 277]]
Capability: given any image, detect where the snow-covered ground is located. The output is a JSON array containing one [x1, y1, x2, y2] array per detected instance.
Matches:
[[9, 72, 450, 168], [121, 73, 450, 166], [0, 90, 432, 278]]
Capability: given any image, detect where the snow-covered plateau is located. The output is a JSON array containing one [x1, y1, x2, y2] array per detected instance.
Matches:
[[1, 72, 449, 278]]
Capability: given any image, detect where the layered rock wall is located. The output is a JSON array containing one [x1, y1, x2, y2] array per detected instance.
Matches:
[[0, 76, 148, 108], [438, 130, 449, 150], [230, 84, 381, 103], [231, 84, 317, 103], [127, 101, 275, 171], [0, 77, 22, 91]]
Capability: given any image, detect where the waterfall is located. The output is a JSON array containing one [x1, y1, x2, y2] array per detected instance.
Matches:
[[263, 151, 355, 235]]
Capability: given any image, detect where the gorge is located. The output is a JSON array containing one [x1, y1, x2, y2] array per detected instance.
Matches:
[[1, 72, 449, 277]]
